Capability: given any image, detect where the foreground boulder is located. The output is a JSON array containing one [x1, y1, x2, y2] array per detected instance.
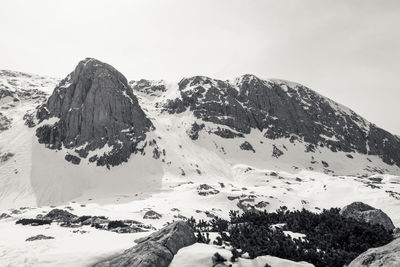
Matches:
[[340, 202, 395, 231], [348, 237, 400, 267], [36, 58, 153, 167], [94, 221, 196, 267]]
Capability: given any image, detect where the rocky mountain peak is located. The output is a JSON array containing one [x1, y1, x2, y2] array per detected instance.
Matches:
[[36, 58, 154, 167], [164, 74, 400, 168]]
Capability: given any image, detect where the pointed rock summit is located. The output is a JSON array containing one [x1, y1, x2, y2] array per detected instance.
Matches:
[[36, 58, 153, 167]]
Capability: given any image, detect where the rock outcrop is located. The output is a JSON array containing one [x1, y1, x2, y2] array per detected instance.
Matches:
[[163, 75, 400, 167], [17, 209, 151, 233], [36, 58, 153, 167], [129, 79, 166, 97], [348, 237, 400, 267], [94, 221, 196, 267], [340, 202, 395, 231], [25, 234, 54, 242], [143, 210, 162, 220]]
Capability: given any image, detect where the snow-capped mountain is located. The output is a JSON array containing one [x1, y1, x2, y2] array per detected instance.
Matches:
[[0, 59, 399, 266]]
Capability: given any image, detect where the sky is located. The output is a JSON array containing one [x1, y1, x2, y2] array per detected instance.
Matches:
[[1, 0, 399, 134]]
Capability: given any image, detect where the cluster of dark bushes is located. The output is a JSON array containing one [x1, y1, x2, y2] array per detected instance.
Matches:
[[187, 207, 393, 267]]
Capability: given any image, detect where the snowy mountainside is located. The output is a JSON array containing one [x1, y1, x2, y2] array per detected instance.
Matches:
[[0, 60, 399, 209], [162, 74, 400, 168], [0, 70, 59, 208], [0, 60, 400, 266]]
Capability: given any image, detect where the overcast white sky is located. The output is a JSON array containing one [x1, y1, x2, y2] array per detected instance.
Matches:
[[1, 0, 399, 134]]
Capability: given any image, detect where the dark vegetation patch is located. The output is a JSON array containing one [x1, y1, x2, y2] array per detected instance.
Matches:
[[187, 207, 393, 267]]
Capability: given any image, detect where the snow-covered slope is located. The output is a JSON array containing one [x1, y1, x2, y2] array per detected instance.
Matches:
[[0, 64, 399, 266], [1, 67, 400, 208]]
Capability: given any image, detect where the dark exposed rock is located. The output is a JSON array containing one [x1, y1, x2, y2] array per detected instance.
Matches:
[[255, 201, 269, 208], [163, 74, 400, 167], [143, 210, 162, 220], [0, 112, 12, 132], [65, 153, 81, 165], [129, 79, 166, 96], [25, 234, 54, 242], [18, 209, 150, 233], [0, 152, 14, 163], [197, 184, 220, 196], [213, 127, 244, 139], [0, 213, 11, 220], [94, 221, 196, 267], [16, 218, 52, 226], [386, 190, 400, 200], [187, 122, 205, 140], [240, 141, 255, 153], [42, 208, 78, 222], [36, 58, 153, 167], [272, 145, 283, 158], [23, 112, 36, 127], [340, 202, 395, 231]]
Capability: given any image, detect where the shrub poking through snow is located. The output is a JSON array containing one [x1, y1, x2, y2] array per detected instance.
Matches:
[[212, 252, 227, 265]]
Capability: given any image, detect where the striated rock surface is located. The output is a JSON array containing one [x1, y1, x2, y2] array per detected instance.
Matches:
[[163, 75, 400, 167], [93, 221, 196, 267], [348, 237, 400, 267], [340, 202, 395, 231], [36, 58, 153, 167]]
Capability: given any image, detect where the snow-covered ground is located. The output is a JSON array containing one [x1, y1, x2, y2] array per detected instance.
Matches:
[[0, 71, 399, 266], [170, 243, 313, 267]]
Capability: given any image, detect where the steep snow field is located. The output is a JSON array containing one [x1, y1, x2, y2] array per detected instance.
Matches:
[[0, 71, 400, 266]]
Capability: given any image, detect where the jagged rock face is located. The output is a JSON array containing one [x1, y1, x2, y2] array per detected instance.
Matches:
[[129, 79, 166, 96], [94, 221, 196, 267], [164, 74, 400, 167], [348, 237, 400, 267], [340, 202, 395, 231], [36, 58, 153, 167]]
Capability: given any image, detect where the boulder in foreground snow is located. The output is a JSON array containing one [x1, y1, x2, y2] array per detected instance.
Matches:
[[94, 221, 196, 267], [348, 237, 400, 267], [340, 202, 395, 231]]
